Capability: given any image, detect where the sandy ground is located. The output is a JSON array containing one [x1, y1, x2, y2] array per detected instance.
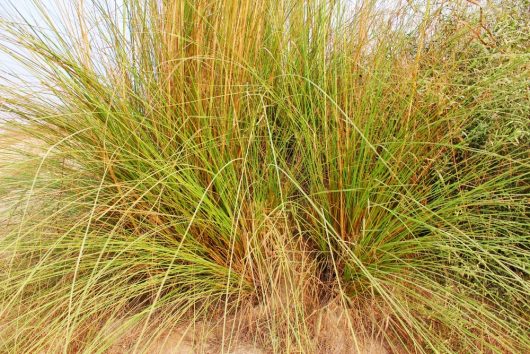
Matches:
[[104, 311, 389, 354], [110, 326, 387, 354]]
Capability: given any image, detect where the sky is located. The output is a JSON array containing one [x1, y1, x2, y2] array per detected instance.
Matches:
[[1, 0, 70, 82]]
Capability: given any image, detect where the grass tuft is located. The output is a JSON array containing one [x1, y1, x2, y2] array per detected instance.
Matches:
[[1, 0, 528, 352]]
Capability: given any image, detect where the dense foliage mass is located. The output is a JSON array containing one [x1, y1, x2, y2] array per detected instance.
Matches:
[[0, 0, 528, 352]]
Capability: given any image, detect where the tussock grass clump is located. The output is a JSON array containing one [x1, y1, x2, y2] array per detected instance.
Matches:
[[0, 0, 528, 352]]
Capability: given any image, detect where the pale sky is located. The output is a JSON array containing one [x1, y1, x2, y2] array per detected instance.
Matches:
[[1, 0, 73, 82]]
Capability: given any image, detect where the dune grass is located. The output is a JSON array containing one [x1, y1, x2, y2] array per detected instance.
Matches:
[[0, 0, 528, 352]]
